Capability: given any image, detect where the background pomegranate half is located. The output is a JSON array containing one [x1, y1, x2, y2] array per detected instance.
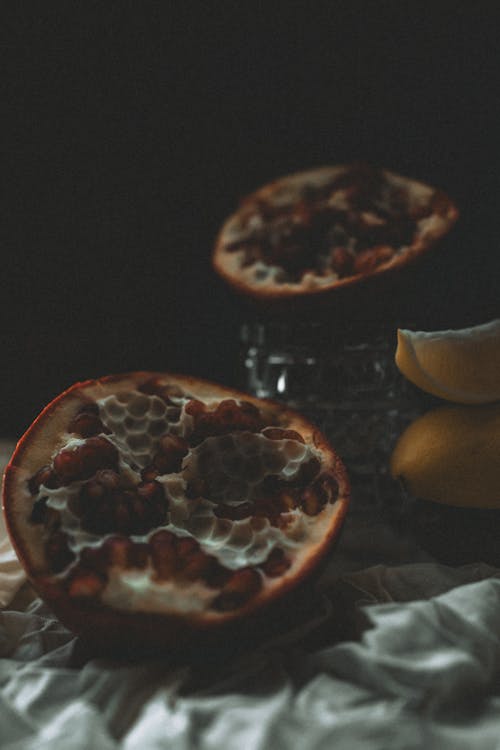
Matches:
[[2, 372, 349, 658], [213, 163, 458, 317]]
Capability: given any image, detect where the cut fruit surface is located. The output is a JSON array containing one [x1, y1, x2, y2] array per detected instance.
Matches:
[[213, 163, 458, 307], [395, 319, 500, 404], [2, 372, 349, 656], [390, 403, 500, 509]]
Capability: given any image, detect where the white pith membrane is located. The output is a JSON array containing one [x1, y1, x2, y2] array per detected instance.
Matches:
[[29, 389, 338, 616], [216, 165, 457, 291]]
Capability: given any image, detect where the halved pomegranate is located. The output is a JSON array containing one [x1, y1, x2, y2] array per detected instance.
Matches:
[[2, 372, 349, 658], [213, 163, 458, 311]]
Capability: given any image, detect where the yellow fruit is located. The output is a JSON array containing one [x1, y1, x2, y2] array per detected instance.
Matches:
[[395, 319, 500, 404], [390, 403, 500, 508]]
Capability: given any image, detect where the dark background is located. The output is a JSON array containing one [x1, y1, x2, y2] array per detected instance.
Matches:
[[2, 2, 499, 437]]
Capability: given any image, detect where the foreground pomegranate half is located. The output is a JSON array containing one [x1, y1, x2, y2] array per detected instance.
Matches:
[[213, 163, 458, 307], [3, 372, 349, 656]]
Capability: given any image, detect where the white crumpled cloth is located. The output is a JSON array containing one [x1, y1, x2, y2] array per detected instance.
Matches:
[[1, 440, 500, 749]]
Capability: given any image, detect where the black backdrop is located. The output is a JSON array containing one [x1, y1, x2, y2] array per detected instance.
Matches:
[[2, 2, 499, 437]]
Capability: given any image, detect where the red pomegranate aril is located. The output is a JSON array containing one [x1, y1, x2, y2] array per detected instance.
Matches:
[[300, 487, 322, 516], [45, 531, 75, 572], [175, 536, 199, 560], [300, 474, 338, 516], [185, 399, 206, 417], [128, 542, 150, 569], [261, 548, 291, 577], [141, 464, 160, 482], [53, 437, 118, 484], [68, 571, 105, 598], [262, 427, 305, 444], [189, 399, 264, 442], [135, 480, 158, 502], [150, 530, 177, 579], [28, 465, 61, 494], [216, 399, 259, 431], [151, 541, 177, 579], [68, 411, 105, 438], [150, 529, 176, 546], [101, 536, 134, 567], [154, 435, 189, 474], [275, 489, 298, 513], [212, 567, 262, 611], [182, 551, 212, 581], [83, 479, 106, 501], [116, 537, 141, 567], [95, 469, 122, 490]]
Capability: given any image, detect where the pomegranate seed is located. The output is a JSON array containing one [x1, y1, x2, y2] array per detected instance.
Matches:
[[261, 548, 291, 577], [137, 480, 164, 503], [28, 465, 60, 494], [95, 469, 121, 490], [67, 411, 105, 438], [175, 536, 199, 560], [185, 399, 206, 417], [53, 437, 118, 483], [141, 464, 160, 482], [182, 551, 212, 581], [301, 488, 322, 516], [153, 435, 189, 474], [262, 427, 305, 444], [212, 567, 262, 611], [275, 489, 298, 513], [68, 571, 105, 598], [150, 534, 177, 579], [83, 479, 107, 501], [101, 536, 134, 567], [188, 399, 263, 442], [150, 529, 176, 546], [54, 449, 82, 482], [128, 542, 150, 568]]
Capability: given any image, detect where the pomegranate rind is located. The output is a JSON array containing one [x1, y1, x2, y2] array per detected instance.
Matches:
[[2, 371, 349, 654], [212, 164, 458, 309]]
